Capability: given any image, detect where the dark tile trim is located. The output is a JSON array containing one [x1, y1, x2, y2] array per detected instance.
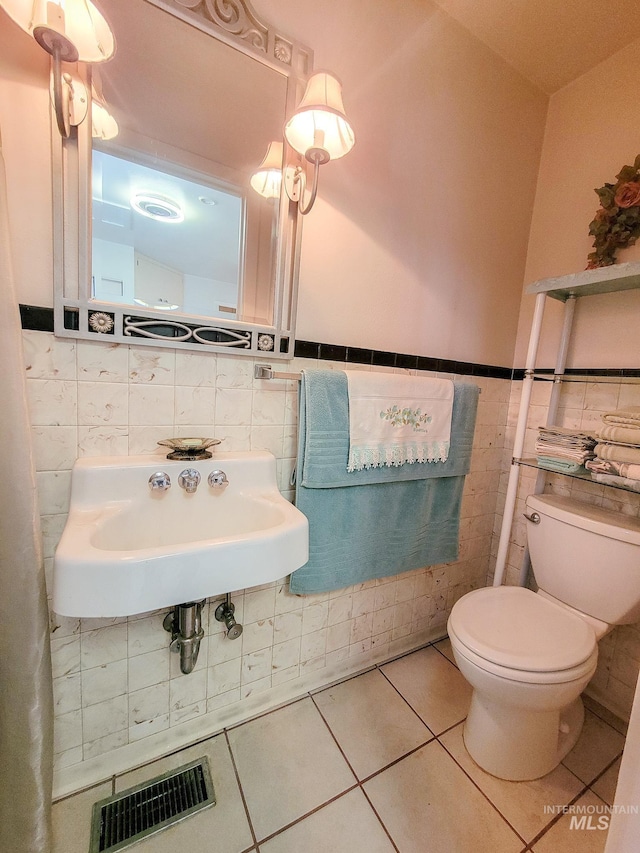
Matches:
[[19, 304, 54, 333], [18, 309, 637, 381]]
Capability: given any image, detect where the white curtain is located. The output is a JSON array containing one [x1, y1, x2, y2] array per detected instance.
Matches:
[[0, 128, 53, 852]]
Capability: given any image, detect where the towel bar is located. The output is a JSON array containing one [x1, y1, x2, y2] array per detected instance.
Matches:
[[254, 364, 302, 381], [254, 363, 481, 389]]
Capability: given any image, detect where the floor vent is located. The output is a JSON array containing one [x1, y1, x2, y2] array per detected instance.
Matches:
[[89, 757, 215, 853]]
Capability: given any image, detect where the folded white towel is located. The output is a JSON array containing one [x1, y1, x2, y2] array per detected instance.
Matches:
[[602, 406, 640, 426], [345, 371, 454, 472]]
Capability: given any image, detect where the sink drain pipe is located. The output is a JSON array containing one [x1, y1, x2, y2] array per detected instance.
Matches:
[[163, 600, 205, 675]]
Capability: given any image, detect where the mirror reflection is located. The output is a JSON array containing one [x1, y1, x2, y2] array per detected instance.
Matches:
[[92, 148, 244, 319], [92, 0, 288, 326]]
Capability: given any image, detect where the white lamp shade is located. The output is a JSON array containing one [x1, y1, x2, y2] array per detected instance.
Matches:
[[1, 0, 115, 62], [284, 71, 355, 160], [250, 141, 283, 200], [91, 99, 118, 139]]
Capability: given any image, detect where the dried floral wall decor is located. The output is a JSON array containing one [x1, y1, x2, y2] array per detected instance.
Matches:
[[587, 156, 640, 268]]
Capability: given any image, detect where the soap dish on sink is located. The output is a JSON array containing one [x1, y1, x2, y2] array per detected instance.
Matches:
[[157, 437, 222, 460]]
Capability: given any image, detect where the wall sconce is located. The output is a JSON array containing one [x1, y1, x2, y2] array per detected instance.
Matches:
[[0, 0, 115, 138], [284, 71, 355, 215], [250, 141, 283, 200]]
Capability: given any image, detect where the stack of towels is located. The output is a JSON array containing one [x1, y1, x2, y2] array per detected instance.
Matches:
[[585, 406, 640, 493], [535, 426, 597, 473]]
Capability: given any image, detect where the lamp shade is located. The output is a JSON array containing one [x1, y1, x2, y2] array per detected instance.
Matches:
[[0, 0, 115, 62], [250, 141, 283, 200], [91, 99, 118, 140], [284, 71, 355, 161]]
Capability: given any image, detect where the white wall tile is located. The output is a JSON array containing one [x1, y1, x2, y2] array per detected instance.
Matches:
[[23, 331, 76, 380], [215, 388, 253, 425], [32, 425, 77, 472], [83, 695, 128, 742], [81, 624, 128, 670], [129, 384, 175, 425], [27, 379, 77, 426], [30, 333, 512, 773], [82, 660, 128, 707], [77, 340, 129, 382], [77, 381, 128, 425], [129, 348, 175, 385]]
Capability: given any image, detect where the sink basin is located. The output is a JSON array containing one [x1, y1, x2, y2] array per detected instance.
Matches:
[[53, 451, 308, 617]]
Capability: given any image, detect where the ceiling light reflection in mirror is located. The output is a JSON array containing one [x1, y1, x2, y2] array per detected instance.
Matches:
[[92, 149, 243, 319]]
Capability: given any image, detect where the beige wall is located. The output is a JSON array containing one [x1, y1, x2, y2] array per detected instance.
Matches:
[[514, 36, 640, 369], [0, 0, 547, 367], [260, 0, 547, 365]]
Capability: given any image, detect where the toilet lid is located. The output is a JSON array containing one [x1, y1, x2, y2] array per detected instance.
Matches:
[[449, 587, 596, 672]]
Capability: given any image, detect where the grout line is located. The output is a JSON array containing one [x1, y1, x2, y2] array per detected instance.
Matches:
[[360, 786, 401, 853], [585, 751, 625, 800], [376, 662, 440, 734], [309, 686, 406, 851], [254, 785, 360, 847], [223, 729, 259, 850], [583, 697, 629, 736], [435, 734, 529, 848], [357, 738, 436, 785], [524, 781, 592, 849], [307, 664, 378, 697], [223, 692, 311, 733]]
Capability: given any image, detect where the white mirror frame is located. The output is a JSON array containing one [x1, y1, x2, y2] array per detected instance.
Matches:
[[52, 0, 312, 360]]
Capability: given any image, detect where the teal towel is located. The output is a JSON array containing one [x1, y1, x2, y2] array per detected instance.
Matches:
[[290, 372, 479, 594], [536, 456, 585, 474], [299, 371, 477, 487]]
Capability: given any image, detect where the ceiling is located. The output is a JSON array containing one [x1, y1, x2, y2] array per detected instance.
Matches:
[[429, 0, 640, 93]]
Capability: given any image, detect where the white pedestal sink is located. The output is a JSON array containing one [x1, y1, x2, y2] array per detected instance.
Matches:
[[53, 451, 309, 617]]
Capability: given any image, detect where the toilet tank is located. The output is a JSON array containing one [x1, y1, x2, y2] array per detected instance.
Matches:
[[526, 493, 640, 625]]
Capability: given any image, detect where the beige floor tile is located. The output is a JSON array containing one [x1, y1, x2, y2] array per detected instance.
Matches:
[[434, 637, 456, 665], [364, 740, 523, 853], [313, 669, 432, 779], [52, 782, 112, 853], [532, 791, 609, 853], [381, 646, 472, 734], [440, 723, 584, 842], [591, 757, 621, 806], [259, 789, 395, 853], [562, 710, 626, 785], [114, 733, 253, 853], [227, 697, 356, 841], [583, 695, 628, 735]]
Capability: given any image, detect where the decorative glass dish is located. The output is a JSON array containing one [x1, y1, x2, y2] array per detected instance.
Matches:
[[157, 437, 222, 460]]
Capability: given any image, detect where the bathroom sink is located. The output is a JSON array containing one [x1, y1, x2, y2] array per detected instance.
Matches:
[[53, 451, 308, 617]]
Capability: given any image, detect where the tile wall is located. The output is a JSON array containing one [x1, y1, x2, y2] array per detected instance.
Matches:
[[495, 378, 640, 720], [23, 330, 508, 795]]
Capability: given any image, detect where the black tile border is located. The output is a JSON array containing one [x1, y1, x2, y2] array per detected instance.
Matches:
[[298, 339, 516, 380], [19, 307, 639, 381], [19, 304, 55, 333]]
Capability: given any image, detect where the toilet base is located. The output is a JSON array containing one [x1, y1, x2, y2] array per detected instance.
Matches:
[[463, 694, 585, 781]]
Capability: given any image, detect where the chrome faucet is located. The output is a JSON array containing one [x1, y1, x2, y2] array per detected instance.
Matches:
[[148, 472, 171, 491], [208, 470, 228, 489], [178, 468, 201, 493]]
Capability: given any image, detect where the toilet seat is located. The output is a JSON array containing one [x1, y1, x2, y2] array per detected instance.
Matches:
[[449, 586, 597, 679]]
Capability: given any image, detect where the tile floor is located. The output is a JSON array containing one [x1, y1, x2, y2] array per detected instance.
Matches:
[[53, 638, 627, 853]]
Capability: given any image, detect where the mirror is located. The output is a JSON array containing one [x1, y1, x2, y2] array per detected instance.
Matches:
[[53, 0, 312, 358]]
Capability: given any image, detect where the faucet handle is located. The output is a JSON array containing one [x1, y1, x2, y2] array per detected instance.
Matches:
[[149, 472, 171, 491], [208, 470, 229, 489], [178, 468, 201, 493]]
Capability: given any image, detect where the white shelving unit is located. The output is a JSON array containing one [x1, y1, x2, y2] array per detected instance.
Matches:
[[493, 261, 640, 588]]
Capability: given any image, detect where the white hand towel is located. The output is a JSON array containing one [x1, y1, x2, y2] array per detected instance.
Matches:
[[345, 371, 454, 472]]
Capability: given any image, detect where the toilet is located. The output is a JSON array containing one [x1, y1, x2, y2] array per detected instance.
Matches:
[[448, 493, 640, 781]]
